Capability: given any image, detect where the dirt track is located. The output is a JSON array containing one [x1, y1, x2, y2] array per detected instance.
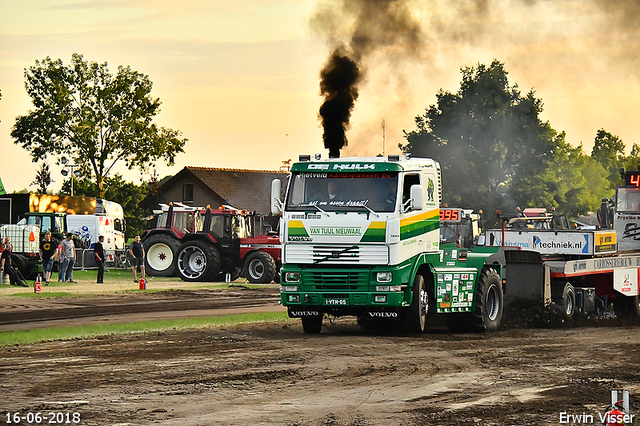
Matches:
[[1, 286, 640, 425]]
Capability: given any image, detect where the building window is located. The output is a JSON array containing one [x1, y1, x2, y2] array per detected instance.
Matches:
[[182, 183, 194, 203]]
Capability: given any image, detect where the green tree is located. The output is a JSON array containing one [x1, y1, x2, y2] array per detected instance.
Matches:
[[11, 53, 187, 198], [62, 174, 147, 239], [401, 60, 555, 216], [31, 161, 54, 194], [591, 129, 626, 190], [511, 132, 611, 218]]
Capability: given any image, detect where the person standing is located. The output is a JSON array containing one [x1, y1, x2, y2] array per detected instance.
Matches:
[[1, 237, 28, 287], [94, 235, 106, 284], [39, 231, 58, 286], [59, 233, 76, 283], [128, 235, 145, 283]]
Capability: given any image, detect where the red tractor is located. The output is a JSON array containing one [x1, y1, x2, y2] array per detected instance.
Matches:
[[142, 204, 281, 283]]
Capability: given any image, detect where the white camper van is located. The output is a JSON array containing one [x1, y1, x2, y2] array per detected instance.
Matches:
[[66, 214, 124, 261]]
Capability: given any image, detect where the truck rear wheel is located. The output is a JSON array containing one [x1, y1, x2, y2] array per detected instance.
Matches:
[[144, 235, 180, 277], [301, 316, 323, 334], [560, 283, 576, 319], [614, 295, 640, 317], [176, 241, 220, 282], [404, 274, 428, 333], [472, 268, 503, 332], [243, 251, 277, 284]]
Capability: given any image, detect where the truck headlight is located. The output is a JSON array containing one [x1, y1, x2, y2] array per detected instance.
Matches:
[[376, 272, 393, 283], [288, 294, 300, 302], [374, 295, 387, 303], [284, 272, 300, 283], [280, 285, 298, 292]]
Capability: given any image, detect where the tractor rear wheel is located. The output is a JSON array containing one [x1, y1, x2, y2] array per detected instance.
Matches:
[[144, 234, 180, 277], [176, 241, 220, 282], [243, 251, 277, 284]]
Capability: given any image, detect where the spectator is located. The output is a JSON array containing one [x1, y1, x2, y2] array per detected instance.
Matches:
[[94, 235, 106, 284], [39, 231, 58, 286], [128, 235, 145, 283], [59, 233, 76, 283], [1, 237, 28, 287]]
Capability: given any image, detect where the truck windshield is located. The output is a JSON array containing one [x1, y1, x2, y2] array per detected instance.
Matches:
[[617, 187, 640, 213], [286, 172, 399, 212]]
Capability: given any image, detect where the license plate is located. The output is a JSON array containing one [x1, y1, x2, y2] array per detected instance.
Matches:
[[324, 299, 348, 306]]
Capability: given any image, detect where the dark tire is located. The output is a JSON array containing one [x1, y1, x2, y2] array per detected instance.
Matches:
[[559, 282, 576, 319], [471, 268, 503, 332], [176, 241, 221, 282], [614, 294, 640, 317], [403, 274, 428, 333], [301, 316, 323, 334], [11, 254, 31, 280], [144, 234, 180, 277], [243, 251, 277, 284]]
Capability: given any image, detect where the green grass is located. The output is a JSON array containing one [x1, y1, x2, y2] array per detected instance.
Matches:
[[0, 311, 291, 346]]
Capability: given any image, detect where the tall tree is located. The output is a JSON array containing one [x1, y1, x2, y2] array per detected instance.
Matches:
[[11, 53, 187, 198], [591, 129, 626, 190], [402, 60, 555, 216], [510, 132, 611, 218], [31, 162, 53, 194]]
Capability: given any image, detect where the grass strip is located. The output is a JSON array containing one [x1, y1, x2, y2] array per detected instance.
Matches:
[[0, 311, 290, 347]]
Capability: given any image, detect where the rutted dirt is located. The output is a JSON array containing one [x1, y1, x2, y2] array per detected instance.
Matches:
[[1, 287, 640, 425]]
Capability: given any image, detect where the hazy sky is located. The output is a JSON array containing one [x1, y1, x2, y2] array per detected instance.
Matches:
[[1, 0, 639, 193]]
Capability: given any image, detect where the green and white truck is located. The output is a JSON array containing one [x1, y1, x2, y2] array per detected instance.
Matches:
[[271, 154, 513, 334]]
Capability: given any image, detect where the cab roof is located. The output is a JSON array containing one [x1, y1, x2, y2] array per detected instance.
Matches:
[[290, 154, 440, 173]]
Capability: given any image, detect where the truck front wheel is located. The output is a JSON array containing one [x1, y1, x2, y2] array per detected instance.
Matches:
[[472, 268, 503, 332], [404, 274, 428, 333], [301, 316, 323, 334], [243, 251, 277, 284], [176, 241, 220, 282]]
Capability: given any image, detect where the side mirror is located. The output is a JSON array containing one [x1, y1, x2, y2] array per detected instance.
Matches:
[[271, 179, 283, 215], [404, 184, 423, 213]]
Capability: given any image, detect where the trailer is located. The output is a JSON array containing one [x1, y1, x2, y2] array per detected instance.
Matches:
[[483, 171, 640, 318]]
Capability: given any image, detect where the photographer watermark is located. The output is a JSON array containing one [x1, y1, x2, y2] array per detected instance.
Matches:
[[559, 390, 634, 425]]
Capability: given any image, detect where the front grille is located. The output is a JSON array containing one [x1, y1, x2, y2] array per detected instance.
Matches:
[[302, 270, 369, 289], [285, 244, 388, 264]]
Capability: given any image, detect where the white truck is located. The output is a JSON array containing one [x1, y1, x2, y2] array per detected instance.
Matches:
[[66, 214, 124, 262]]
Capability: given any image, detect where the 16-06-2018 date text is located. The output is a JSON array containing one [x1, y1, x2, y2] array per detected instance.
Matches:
[[4, 412, 81, 424]]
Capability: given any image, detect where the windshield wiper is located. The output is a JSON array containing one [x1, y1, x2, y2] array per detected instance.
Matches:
[[356, 203, 380, 218], [314, 245, 359, 264], [309, 203, 330, 217]]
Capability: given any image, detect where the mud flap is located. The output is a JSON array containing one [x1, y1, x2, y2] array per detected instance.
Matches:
[[500, 249, 546, 320]]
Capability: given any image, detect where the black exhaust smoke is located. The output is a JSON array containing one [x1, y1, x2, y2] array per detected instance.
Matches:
[[319, 48, 362, 158], [313, 0, 424, 158]]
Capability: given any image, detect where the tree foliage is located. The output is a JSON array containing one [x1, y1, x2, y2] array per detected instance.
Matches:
[[402, 60, 556, 217], [11, 53, 187, 198], [31, 162, 53, 194]]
